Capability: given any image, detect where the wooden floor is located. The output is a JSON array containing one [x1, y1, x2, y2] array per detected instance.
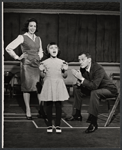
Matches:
[[3, 92, 120, 148]]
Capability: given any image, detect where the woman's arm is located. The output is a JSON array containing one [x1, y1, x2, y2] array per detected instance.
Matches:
[[5, 35, 24, 60], [38, 37, 44, 60]]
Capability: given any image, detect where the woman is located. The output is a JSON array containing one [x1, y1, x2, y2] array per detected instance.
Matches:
[[5, 18, 45, 120]]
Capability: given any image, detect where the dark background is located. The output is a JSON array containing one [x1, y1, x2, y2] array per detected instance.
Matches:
[[4, 2, 120, 62]]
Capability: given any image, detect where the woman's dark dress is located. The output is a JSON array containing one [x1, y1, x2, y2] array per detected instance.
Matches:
[[20, 35, 41, 92]]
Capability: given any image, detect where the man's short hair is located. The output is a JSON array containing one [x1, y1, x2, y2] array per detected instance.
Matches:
[[78, 52, 91, 58]]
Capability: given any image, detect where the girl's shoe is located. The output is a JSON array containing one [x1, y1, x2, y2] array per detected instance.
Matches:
[[56, 126, 62, 133], [47, 126, 53, 133]]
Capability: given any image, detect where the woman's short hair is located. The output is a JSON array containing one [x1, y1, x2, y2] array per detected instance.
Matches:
[[22, 18, 38, 33]]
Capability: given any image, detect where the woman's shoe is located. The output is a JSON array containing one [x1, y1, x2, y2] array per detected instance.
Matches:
[[26, 116, 32, 120]]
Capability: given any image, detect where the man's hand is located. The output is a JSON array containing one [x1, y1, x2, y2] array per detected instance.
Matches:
[[76, 80, 81, 86], [72, 69, 83, 80]]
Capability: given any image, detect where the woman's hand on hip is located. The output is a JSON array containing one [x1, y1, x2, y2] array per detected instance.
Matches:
[[18, 52, 28, 60]]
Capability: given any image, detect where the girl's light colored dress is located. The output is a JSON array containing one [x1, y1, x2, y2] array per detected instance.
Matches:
[[38, 58, 69, 102]]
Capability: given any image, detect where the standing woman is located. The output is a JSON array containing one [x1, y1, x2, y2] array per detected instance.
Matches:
[[5, 18, 44, 119]]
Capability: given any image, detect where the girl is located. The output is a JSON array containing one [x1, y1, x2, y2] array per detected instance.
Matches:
[[5, 18, 46, 119], [38, 42, 69, 133]]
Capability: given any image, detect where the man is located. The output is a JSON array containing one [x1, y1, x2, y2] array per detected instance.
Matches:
[[66, 52, 118, 133]]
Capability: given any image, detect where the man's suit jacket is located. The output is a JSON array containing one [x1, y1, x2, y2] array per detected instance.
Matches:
[[80, 62, 118, 95]]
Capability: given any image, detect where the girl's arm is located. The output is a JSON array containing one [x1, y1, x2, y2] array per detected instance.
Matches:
[[61, 61, 68, 78], [39, 63, 46, 78], [40, 71, 46, 78], [38, 37, 44, 60], [62, 70, 68, 78], [5, 35, 24, 60]]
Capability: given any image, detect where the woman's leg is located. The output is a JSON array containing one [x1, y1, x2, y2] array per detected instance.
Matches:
[[23, 92, 31, 117]]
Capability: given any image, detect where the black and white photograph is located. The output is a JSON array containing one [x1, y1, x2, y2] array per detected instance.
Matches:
[[2, 1, 120, 148]]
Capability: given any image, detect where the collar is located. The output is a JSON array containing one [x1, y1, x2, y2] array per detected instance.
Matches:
[[85, 62, 91, 72], [24, 32, 36, 41]]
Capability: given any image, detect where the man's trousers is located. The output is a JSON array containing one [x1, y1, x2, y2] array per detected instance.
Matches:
[[73, 85, 117, 117]]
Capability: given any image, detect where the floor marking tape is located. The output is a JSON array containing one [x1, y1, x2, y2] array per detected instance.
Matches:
[[4, 113, 38, 115], [4, 120, 32, 122], [4, 117, 27, 118], [4, 120, 120, 129], [9, 104, 39, 106], [32, 120, 38, 128], [62, 118, 73, 128], [5, 112, 115, 115]]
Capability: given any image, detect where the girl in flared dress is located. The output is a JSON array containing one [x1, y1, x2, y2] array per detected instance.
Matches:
[[38, 42, 69, 133]]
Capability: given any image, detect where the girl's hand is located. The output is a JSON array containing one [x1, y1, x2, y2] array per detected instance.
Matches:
[[39, 63, 46, 72], [18, 52, 28, 60], [62, 62, 68, 71]]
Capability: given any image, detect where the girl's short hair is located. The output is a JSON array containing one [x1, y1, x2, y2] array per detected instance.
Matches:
[[22, 18, 38, 33], [46, 42, 61, 58]]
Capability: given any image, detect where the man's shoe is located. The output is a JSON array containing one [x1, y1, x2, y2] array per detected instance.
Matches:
[[47, 126, 53, 133], [65, 115, 82, 121], [85, 123, 98, 133]]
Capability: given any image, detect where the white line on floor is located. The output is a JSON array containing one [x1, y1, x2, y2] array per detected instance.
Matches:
[[9, 104, 105, 107], [3, 120, 120, 129], [4, 120, 32, 122], [9, 104, 39, 106], [4, 113, 38, 115], [4, 117, 27, 118], [4, 112, 64, 115], [4, 112, 88, 115], [32, 120, 38, 128], [62, 118, 73, 128]]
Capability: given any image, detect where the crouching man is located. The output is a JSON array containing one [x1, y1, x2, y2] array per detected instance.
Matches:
[[66, 52, 118, 133]]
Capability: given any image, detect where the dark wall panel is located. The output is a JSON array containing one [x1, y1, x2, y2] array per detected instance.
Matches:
[[87, 15, 96, 61], [4, 13, 20, 61], [116, 16, 120, 62], [96, 16, 104, 62], [4, 13, 120, 62], [59, 15, 70, 61]]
